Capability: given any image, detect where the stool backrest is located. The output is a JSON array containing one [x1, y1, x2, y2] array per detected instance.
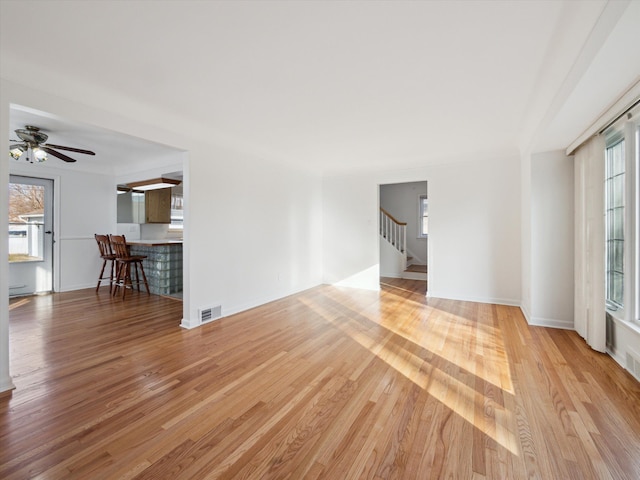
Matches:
[[95, 234, 114, 257], [109, 234, 129, 259]]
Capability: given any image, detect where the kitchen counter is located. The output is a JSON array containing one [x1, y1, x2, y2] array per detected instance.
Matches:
[[127, 239, 183, 246], [128, 241, 183, 296]]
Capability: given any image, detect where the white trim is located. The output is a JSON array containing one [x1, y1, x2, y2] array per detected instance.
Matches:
[[180, 317, 200, 329], [59, 283, 95, 292], [0, 378, 16, 395], [527, 317, 574, 330], [9, 174, 58, 294], [566, 79, 640, 155], [418, 194, 428, 239], [630, 121, 640, 325], [426, 290, 520, 308]]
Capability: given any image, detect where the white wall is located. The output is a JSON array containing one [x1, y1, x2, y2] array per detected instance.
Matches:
[[323, 154, 522, 305], [1, 78, 324, 366], [530, 150, 575, 328], [185, 144, 323, 326], [380, 181, 428, 264]]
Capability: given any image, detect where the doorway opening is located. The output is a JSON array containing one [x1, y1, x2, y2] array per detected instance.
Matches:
[[9, 175, 54, 296], [379, 181, 428, 295]]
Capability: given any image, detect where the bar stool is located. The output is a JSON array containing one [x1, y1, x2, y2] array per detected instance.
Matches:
[[95, 234, 117, 293], [109, 234, 150, 299]]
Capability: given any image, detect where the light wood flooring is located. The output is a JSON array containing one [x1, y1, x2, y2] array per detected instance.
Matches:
[[1, 279, 639, 479]]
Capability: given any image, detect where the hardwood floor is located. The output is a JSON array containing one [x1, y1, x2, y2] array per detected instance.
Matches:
[[1, 280, 639, 479]]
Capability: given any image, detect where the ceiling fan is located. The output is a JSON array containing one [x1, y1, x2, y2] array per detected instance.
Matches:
[[10, 125, 96, 163]]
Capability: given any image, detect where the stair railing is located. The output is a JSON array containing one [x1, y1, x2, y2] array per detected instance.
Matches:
[[380, 207, 407, 255]]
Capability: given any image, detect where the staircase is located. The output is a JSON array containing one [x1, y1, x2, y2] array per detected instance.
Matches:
[[380, 207, 407, 259], [402, 263, 428, 281], [379, 208, 427, 281]]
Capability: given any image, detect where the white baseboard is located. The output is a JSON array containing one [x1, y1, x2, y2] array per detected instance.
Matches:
[[183, 282, 323, 329], [0, 376, 16, 394], [527, 316, 574, 330], [180, 317, 201, 329], [426, 290, 520, 307], [59, 283, 95, 292], [379, 272, 402, 279]]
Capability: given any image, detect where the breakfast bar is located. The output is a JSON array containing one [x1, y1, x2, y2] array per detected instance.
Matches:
[[126, 240, 183, 296]]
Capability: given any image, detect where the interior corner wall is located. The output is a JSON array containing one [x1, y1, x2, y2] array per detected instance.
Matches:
[[529, 150, 575, 329], [323, 154, 522, 305], [520, 151, 532, 322]]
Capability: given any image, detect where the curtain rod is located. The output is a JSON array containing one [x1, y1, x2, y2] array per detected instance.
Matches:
[[566, 79, 640, 155], [598, 98, 640, 135]]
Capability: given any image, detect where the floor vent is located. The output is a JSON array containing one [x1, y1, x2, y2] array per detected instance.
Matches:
[[626, 351, 640, 382], [199, 305, 222, 324]]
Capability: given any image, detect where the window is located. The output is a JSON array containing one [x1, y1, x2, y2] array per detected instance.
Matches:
[[169, 190, 183, 230], [418, 195, 428, 238], [8, 182, 45, 263], [605, 113, 640, 324], [605, 136, 625, 309]]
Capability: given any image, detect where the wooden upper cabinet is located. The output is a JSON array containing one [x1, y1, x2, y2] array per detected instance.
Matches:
[[145, 188, 171, 223]]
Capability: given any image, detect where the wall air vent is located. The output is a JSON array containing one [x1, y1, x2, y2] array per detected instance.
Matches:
[[199, 305, 222, 324], [605, 312, 616, 351]]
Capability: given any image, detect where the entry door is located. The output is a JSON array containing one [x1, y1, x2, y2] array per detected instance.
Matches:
[[8, 175, 54, 296]]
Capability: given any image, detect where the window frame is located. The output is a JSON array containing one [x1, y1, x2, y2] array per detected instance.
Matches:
[[604, 134, 625, 312], [168, 190, 184, 232], [418, 194, 428, 239], [604, 113, 640, 326]]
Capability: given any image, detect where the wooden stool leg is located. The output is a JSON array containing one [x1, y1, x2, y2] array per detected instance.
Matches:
[[139, 262, 150, 295], [134, 263, 140, 292], [96, 259, 107, 292], [123, 263, 133, 300], [108, 259, 115, 294], [113, 261, 124, 297]]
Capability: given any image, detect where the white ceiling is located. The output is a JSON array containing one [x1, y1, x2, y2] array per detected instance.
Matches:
[[9, 105, 184, 174], [1, 0, 639, 175]]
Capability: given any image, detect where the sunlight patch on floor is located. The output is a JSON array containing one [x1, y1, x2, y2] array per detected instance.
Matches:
[[304, 296, 521, 456]]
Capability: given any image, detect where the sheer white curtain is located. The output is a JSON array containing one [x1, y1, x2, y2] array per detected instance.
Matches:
[[574, 135, 606, 352]]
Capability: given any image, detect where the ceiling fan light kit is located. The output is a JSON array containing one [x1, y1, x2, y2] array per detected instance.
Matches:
[[9, 125, 96, 163]]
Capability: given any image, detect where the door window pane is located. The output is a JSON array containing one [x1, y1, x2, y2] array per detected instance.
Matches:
[[9, 182, 45, 262]]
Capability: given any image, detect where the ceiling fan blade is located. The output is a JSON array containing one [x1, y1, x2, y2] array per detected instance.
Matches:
[[10, 143, 26, 150], [43, 143, 95, 155], [41, 146, 77, 163]]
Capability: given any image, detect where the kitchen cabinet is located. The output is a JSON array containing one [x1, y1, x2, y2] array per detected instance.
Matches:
[[145, 188, 171, 223]]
